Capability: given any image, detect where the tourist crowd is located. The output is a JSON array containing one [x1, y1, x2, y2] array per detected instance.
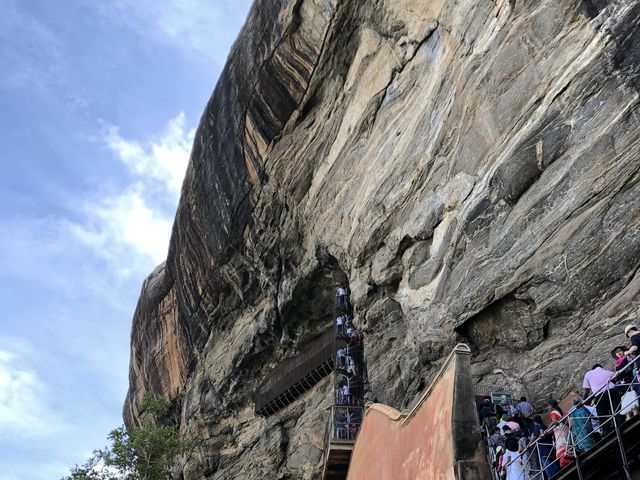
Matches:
[[335, 311, 361, 406], [330, 287, 366, 442], [481, 324, 640, 479]]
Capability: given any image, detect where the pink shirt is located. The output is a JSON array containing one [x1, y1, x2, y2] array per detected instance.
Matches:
[[583, 367, 615, 393], [506, 421, 521, 431]]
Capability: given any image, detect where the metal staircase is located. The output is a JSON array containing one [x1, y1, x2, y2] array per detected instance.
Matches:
[[321, 288, 369, 480]]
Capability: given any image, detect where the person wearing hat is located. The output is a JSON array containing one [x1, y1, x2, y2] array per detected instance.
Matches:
[[624, 325, 640, 357]]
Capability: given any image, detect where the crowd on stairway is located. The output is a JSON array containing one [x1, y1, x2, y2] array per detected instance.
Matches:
[[327, 286, 367, 441], [334, 289, 363, 406], [481, 324, 640, 480]]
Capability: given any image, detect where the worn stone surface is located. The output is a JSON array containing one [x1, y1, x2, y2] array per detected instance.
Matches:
[[124, 0, 640, 478]]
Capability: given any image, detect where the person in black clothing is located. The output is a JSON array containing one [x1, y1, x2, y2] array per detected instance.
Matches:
[[532, 415, 560, 478], [504, 435, 519, 453], [612, 344, 640, 419], [624, 325, 640, 357], [516, 396, 534, 437], [624, 325, 640, 398], [479, 396, 498, 432]]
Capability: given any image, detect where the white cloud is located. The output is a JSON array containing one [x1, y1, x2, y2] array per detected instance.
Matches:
[[105, 113, 192, 196], [0, 346, 61, 441], [70, 113, 193, 275], [68, 188, 174, 271]]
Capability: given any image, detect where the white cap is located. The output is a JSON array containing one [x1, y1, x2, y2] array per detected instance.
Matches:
[[625, 325, 637, 335]]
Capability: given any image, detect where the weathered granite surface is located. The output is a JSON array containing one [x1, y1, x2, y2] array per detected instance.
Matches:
[[124, 0, 640, 478]]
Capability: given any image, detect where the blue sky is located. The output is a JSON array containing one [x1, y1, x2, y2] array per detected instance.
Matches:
[[0, 1, 253, 478]]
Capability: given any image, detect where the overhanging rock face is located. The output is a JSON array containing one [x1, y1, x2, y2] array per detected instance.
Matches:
[[347, 345, 490, 480], [124, 0, 640, 477]]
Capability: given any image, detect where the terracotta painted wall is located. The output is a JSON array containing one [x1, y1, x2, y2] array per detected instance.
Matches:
[[347, 347, 490, 480]]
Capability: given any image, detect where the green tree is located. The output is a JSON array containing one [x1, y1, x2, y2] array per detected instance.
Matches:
[[62, 394, 189, 480]]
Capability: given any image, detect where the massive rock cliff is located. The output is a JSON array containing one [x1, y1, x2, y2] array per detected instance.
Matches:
[[124, 0, 640, 478]]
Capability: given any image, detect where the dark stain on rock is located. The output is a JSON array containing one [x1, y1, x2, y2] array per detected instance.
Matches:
[[455, 292, 545, 353]]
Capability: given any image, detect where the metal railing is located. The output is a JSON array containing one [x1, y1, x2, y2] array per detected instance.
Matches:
[[321, 289, 369, 478], [486, 358, 640, 480], [327, 405, 364, 441], [334, 329, 365, 407]]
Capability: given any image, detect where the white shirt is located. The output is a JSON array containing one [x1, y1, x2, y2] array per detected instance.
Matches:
[[342, 385, 349, 395], [497, 420, 508, 434], [336, 316, 344, 325], [337, 287, 346, 296], [337, 348, 345, 357], [347, 358, 356, 374]]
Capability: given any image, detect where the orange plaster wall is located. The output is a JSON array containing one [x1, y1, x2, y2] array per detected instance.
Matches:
[[347, 362, 457, 480]]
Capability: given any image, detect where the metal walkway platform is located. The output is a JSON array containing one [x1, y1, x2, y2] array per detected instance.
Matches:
[[255, 328, 335, 417], [322, 440, 355, 480], [554, 414, 640, 480], [321, 404, 363, 479]]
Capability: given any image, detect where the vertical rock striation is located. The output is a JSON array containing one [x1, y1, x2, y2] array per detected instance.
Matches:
[[125, 0, 640, 478]]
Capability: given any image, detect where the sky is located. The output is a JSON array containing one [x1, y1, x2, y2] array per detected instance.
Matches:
[[0, 0, 253, 478]]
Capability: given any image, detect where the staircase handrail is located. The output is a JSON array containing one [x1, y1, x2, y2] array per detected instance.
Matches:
[[496, 357, 640, 479]]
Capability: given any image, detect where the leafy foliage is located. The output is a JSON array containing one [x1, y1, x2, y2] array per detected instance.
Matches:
[[62, 394, 189, 480]]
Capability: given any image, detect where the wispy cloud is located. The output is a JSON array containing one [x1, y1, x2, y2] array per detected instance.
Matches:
[[0, 113, 192, 285], [67, 189, 173, 274], [69, 113, 193, 275], [105, 113, 191, 196], [0, 345, 62, 441], [0, 337, 124, 480], [0, 1, 251, 478]]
